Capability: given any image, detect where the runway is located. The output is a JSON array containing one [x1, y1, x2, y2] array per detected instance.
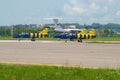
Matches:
[[0, 40, 120, 68]]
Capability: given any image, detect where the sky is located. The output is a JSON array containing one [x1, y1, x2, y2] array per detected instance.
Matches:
[[0, 0, 120, 25]]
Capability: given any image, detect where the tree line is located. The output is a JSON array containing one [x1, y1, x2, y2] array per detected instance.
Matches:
[[0, 23, 120, 37]]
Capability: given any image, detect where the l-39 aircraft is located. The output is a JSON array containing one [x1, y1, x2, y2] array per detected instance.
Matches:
[[44, 17, 96, 40], [13, 17, 96, 42], [44, 17, 82, 33]]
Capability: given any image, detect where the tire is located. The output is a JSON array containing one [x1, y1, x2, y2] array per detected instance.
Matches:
[[78, 39, 82, 42]]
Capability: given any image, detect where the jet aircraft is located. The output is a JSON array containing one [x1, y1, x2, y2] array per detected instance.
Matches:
[[44, 17, 82, 33]]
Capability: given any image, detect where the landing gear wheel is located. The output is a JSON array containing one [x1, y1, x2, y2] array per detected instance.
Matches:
[[31, 38, 35, 41], [78, 39, 82, 42]]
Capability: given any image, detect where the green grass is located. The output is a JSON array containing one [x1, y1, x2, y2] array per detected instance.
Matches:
[[0, 36, 15, 40], [88, 37, 120, 41], [0, 36, 60, 41], [36, 37, 60, 41], [0, 64, 120, 80], [87, 41, 120, 44], [85, 37, 120, 44], [0, 36, 120, 41]]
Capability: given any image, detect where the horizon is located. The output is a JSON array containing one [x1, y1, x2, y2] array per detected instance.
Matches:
[[1, 22, 120, 26], [0, 22, 120, 26]]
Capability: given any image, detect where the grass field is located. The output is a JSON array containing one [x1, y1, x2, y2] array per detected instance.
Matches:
[[88, 37, 120, 41], [0, 36, 60, 40], [0, 64, 120, 80], [87, 41, 120, 44], [0, 36, 15, 40], [0, 36, 120, 41], [86, 37, 120, 44]]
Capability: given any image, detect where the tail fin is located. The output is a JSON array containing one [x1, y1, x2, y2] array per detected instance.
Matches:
[[89, 29, 96, 38], [39, 28, 49, 38]]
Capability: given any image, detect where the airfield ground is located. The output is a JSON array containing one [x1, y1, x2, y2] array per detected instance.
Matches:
[[0, 40, 120, 68]]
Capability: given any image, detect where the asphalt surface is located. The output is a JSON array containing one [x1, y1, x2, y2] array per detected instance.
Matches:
[[0, 40, 120, 68]]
